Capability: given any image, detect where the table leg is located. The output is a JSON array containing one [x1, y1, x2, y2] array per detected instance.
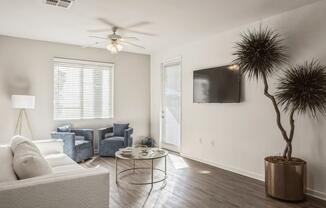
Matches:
[[115, 157, 118, 184], [165, 156, 167, 178], [151, 159, 154, 190]]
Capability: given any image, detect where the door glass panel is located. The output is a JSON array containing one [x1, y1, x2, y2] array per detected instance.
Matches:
[[162, 63, 181, 149]]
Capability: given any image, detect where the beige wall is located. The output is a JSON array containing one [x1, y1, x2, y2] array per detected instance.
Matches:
[[151, 1, 326, 199], [0, 36, 151, 149]]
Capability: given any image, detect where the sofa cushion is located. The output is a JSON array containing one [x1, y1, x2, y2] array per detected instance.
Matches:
[[11, 136, 52, 180], [45, 153, 76, 168], [34, 139, 64, 156], [0, 145, 17, 182], [113, 123, 129, 137], [51, 164, 84, 173], [57, 124, 72, 132]]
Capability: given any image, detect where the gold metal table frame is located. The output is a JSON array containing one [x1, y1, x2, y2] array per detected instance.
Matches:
[[115, 148, 168, 190]]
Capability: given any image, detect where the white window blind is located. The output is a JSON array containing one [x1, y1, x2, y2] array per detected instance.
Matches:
[[53, 58, 114, 120]]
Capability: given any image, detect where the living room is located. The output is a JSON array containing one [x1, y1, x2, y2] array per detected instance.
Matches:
[[1, 0, 326, 208]]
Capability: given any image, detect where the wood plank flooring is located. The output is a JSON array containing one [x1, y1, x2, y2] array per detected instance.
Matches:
[[81, 153, 326, 208]]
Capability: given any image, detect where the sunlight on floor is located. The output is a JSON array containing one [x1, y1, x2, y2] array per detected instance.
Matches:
[[168, 154, 189, 169], [199, 170, 211, 174]]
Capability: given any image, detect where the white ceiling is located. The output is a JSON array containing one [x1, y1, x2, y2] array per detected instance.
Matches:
[[0, 0, 319, 54]]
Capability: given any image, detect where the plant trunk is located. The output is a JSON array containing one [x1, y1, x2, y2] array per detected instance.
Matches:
[[262, 74, 291, 156], [287, 109, 295, 160]]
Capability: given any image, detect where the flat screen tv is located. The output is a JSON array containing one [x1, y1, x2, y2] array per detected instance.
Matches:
[[193, 65, 241, 103]]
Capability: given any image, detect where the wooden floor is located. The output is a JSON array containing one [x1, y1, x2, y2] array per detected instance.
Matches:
[[82, 154, 326, 208]]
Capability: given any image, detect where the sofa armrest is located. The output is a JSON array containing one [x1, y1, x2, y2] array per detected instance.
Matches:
[[33, 139, 64, 156], [98, 127, 113, 142], [0, 167, 110, 208]]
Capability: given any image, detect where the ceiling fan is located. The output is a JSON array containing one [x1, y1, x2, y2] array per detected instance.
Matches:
[[86, 18, 156, 54]]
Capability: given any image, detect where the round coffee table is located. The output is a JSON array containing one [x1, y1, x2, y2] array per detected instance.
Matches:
[[115, 147, 168, 189]]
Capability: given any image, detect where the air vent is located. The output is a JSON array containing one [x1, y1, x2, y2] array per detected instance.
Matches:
[[45, 0, 75, 8]]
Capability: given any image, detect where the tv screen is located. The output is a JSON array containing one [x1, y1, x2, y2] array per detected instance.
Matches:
[[193, 65, 240, 103]]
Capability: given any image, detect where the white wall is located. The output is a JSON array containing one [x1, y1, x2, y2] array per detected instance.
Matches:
[[0, 36, 151, 148], [151, 1, 326, 199]]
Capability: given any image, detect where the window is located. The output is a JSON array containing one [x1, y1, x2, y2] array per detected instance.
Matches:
[[53, 58, 114, 120]]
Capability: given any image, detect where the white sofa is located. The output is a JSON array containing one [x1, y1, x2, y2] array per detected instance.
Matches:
[[0, 139, 110, 208]]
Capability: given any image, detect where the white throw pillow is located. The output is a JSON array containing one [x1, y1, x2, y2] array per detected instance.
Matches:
[[0, 145, 17, 182], [10, 135, 40, 153], [10, 136, 52, 179]]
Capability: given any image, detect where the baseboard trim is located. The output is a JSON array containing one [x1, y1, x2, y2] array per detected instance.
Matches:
[[180, 153, 326, 201], [306, 189, 326, 201]]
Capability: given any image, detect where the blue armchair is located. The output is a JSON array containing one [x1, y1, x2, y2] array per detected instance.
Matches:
[[98, 124, 133, 157], [51, 124, 94, 162]]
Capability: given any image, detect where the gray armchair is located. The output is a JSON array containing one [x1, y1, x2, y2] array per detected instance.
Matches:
[[51, 124, 94, 162], [98, 124, 133, 157]]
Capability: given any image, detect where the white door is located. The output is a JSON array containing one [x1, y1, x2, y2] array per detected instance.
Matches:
[[161, 58, 181, 152]]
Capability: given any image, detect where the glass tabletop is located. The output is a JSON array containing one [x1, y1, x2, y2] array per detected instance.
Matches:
[[115, 147, 168, 160]]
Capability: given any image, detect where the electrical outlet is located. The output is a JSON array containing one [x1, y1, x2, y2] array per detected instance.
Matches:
[[211, 140, 215, 146], [199, 138, 203, 144]]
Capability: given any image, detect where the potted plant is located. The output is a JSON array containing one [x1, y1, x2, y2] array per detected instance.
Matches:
[[233, 27, 326, 201]]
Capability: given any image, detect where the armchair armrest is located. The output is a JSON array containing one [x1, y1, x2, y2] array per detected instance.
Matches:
[[72, 129, 94, 142], [72, 129, 94, 155], [98, 127, 113, 142], [124, 128, 133, 147], [51, 132, 76, 160]]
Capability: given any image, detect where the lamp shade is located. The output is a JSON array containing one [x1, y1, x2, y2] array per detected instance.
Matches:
[[12, 95, 35, 109]]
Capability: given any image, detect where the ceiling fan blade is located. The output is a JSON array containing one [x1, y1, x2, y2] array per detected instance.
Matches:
[[124, 21, 151, 29], [122, 41, 145, 49], [121, 36, 139, 41], [82, 41, 107, 48], [122, 29, 157, 36], [88, 29, 112, 33], [97, 18, 120, 28], [89, 35, 108, 40]]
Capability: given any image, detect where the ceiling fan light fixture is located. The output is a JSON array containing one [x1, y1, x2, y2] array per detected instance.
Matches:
[[106, 42, 123, 54]]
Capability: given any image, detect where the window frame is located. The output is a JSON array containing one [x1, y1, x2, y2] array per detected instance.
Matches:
[[53, 57, 115, 121]]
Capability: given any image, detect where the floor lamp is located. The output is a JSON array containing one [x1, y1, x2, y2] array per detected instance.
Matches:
[[12, 95, 35, 137]]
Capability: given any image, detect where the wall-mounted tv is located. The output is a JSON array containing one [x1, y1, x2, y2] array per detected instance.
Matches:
[[193, 65, 241, 103]]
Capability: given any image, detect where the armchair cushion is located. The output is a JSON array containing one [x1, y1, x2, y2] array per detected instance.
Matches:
[[104, 132, 114, 139], [57, 124, 72, 132], [102, 137, 124, 146], [113, 123, 129, 137], [75, 140, 90, 147], [75, 136, 85, 140]]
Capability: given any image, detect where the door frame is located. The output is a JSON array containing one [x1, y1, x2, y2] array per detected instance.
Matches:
[[160, 56, 182, 153]]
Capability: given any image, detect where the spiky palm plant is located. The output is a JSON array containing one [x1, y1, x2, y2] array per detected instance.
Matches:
[[233, 27, 326, 160], [233, 28, 287, 80], [276, 61, 326, 159], [276, 61, 326, 116], [233, 27, 290, 158]]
